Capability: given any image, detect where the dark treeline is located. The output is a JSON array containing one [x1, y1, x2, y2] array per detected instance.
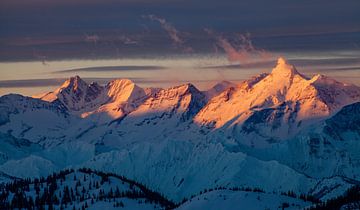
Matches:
[[176, 186, 319, 206], [78, 168, 175, 209], [306, 185, 360, 210], [0, 169, 75, 210], [1, 167, 355, 210], [0, 168, 176, 210]]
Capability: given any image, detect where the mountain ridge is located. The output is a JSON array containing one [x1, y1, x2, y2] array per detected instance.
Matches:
[[0, 57, 359, 209]]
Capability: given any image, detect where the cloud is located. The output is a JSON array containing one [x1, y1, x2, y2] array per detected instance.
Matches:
[[0, 0, 176, 9], [1, 0, 360, 62], [53, 65, 166, 73], [145, 15, 183, 45], [84, 34, 100, 45], [313, 66, 360, 72], [205, 28, 272, 64], [118, 35, 139, 45], [202, 60, 274, 70], [289, 58, 360, 66], [0, 78, 66, 88], [144, 14, 193, 53]]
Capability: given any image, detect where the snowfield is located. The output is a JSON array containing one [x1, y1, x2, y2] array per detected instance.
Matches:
[[177, 190, 311, 210], [1, 58, 360, 209]]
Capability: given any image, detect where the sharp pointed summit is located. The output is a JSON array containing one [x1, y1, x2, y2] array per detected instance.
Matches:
[[35, 75, 105, 112], [270, 57, 301, 79], [195, 58, 360, 139], [60, 75, 87, 90]]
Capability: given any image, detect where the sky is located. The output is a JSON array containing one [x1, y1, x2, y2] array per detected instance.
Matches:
[[0, 0, 360, 96]]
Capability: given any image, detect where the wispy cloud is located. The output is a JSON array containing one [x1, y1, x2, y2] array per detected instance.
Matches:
[[145, 15, 183, 45], [53, 65, 166, 74], [118, 35, 139, 45], [204, 28, 272, 64], [202, 60, 274, 70], [289, 57, 360, 66], [84, 34, 100, 45], [0, 78, 66, 88], [313, 66, 360, 72], [144, 14, 193, 53]]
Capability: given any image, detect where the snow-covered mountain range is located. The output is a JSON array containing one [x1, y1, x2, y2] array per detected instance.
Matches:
[[1, 57, 360, 209]]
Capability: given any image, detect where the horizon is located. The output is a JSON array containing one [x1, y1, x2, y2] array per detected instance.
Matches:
[[1, 54, 360, 96]]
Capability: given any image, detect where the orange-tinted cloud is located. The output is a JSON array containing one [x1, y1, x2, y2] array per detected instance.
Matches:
[[205, 29, 272, 64]]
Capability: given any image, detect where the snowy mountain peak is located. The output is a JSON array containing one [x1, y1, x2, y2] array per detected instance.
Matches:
[[310, 74, 343, 86], [307, 73, 360, 111], [163, 83, 202, 98], [181, 83, 201, 95], [270, 57, 301, 79], [277, 57, 287, 66], [78, 79, 148, 121], [60, 75, 88, 91], [35, 76, 105, 113], [195, 58, 360, 142], [106, 79, 137, 99], [107, 78, 134, 88], [240, 73, 268, 90], [204, 81, 235, 99], [105, 78, 148, 106], [212, 81, 233, 90], [121, 82, 207, 128]]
